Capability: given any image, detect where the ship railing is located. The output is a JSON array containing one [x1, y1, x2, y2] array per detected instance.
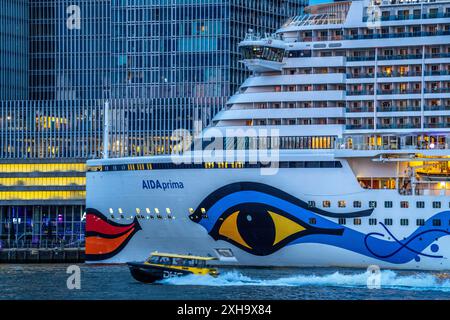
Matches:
[[243, 32, 282, 42], [335, 142, 449, 151], [283, 13, 346, 27], [411, 182, 450, 196], [363, 12, 450, 22], [0, 238, 85, 250]]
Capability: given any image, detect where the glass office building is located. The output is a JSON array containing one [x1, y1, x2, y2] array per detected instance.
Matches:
[[0, 0, 307, 252], [0, 0, 29, 100]]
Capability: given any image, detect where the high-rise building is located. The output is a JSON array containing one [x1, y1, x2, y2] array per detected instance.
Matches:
[[0, 0, 29, 100], [0, 0, 307, 253]]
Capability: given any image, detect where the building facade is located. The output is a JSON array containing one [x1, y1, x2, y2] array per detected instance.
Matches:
[[0, 0, 29, 100], [0, 0, 307, 251]]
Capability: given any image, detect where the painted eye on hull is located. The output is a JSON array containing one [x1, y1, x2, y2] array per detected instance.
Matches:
[[208, 203, 341, 256]]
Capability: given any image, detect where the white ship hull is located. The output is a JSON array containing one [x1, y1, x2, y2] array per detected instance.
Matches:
[[86, 153, 450, 271]]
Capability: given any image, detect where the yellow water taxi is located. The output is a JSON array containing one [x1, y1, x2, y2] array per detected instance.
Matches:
[[127, 252, 219, 283]]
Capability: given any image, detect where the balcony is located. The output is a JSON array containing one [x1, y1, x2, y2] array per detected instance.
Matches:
[[425, 123, 450, 128], [425, 53, 450, 59], [425, 88, 450, 94], [346, 107, 374, 113], [378, 106, 421, 112], [346, 73, 375, 79], [377, 54, 422, 61], [363, 12, 450, 22], [345, 124, 374, 130], [346, 90, 374, 96], [345, 30, 450, 41], [377, 71, 421, 78], [346, 56, 376, 62], [425, 105, 450, 111], [425, 70, 450, 76], [377, 123, 421, 129], [377, 89, 421, 95]]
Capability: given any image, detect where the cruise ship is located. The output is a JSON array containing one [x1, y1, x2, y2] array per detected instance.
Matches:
[[85, 0, 450, 270]]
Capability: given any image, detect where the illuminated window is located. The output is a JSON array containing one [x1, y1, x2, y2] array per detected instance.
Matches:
[[353, 218, 361, 225], [338, 200, 346, 208], [400, 201, 409, 209], [322, 200, 331, 208], [146, 208, 151, 214]]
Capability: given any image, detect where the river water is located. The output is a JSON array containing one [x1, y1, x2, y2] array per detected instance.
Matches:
[[0, 264, 449, 300]]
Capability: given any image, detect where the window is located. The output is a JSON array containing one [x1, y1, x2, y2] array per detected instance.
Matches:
[[416, 219, 425, 226], [400, 201, 409, 209], [369, 218, 377, 225], [384, 218, 393, 225], [400, 219, 409, 226], [416, 201, 425, 208], [433, 201, 441, 209], [338, 200, 346, 208], [354, 218, 362, 225], [323, 200, 331, 208], [338, 218, 346, 225], [369, 201, 377, 208], [353, 201, 362, 208], [309, 218, 317, 225], [308, 201, 316, 208], [433, 219, 441, 226], [384, 201, 393, 208]]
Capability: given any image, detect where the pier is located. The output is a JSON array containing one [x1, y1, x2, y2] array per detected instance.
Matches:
[[0, 247, 85, 263]]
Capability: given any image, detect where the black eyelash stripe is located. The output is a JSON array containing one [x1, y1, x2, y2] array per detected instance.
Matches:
[[190, 182, 374, 223]]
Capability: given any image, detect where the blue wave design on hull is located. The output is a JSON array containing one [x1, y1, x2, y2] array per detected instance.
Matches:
[[190, 182, 450, 264]]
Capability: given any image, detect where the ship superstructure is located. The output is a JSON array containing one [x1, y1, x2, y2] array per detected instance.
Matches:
[[85, 0, 450, 270]]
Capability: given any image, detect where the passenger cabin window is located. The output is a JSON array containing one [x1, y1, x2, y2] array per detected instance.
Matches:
[[369, 201, 377, 208], [308, 201, 316, 208], [385, 201, 393, 208], [433, 201, 441, 209], [416, 219, 425, 226], [400, 219, 409, 226], [369, 218, 377, 225], [433, 219, 442, 226], [353, 201, 362, 208], [338, 218, 346, 225], [338, 201, 346, 208], [416, 201, 425, 208], [309, 218, 317, 225], [384, 218, 393, 225], [354, 218, 362, 225], [323, 200, 331, 208], [400, 201, 409, 209]]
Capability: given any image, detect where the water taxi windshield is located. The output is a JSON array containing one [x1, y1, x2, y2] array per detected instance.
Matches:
[[147, 255, 207, 267]]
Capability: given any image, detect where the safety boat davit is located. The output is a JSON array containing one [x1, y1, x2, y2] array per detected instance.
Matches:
[[127, 252, 219, 283]]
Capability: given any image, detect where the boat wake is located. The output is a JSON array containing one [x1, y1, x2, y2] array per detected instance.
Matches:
[[159, 270, 450, 292]]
